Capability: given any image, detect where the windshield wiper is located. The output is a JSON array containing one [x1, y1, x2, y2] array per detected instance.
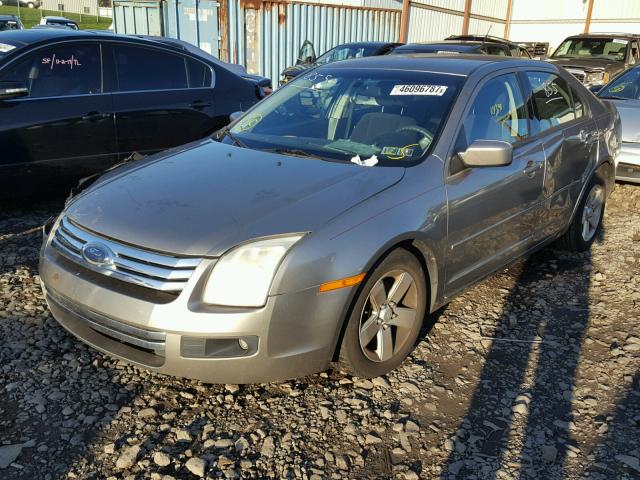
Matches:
[[215, 127, 246, 148], [266, 148, 324, 160]]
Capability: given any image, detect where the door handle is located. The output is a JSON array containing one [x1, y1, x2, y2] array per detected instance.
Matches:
[[523, 160, 542, 177], [82, 111, 109, 122], [189, 100, 211, 109]]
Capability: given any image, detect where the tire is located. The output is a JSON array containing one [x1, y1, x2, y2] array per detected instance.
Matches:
[[556, 172, 606, 252], [338, 248, 427, 378], [27, 2, 35, 7]]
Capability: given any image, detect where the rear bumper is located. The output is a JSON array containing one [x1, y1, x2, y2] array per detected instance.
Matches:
[[616, 142, 640, 184]]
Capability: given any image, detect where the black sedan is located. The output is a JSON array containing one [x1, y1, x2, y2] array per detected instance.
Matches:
[[392, 39, 531, 57], [280, 41, 402, 85], [0, 29, 270, 196]]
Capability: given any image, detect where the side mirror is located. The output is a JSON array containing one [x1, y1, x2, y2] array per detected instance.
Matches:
[[229, 111, 243, 122], [459, 140, 513, 168], [0, 82, 28, 100]]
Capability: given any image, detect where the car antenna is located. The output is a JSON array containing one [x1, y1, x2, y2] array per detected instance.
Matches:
[[483, 25, 493, 45]]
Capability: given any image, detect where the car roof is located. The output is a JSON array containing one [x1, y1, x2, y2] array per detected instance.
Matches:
[[398, 41, 484, 48], [0, 29, 184, 50], [322, 53, 549, 76], [44, 16, 75, 21], [0, 15, 19, 20], [565, 32, 638, 39], [334, 41, 399, 48]]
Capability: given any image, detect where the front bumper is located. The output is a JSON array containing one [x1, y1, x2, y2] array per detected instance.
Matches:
[[616, 142, 640, 184], [40, 242, 353, 384]]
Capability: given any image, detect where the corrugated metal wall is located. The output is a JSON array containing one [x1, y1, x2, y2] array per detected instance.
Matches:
[[227, 0, 401, 82], [113, 0, 163, 35], [406, 0, 507, 43]]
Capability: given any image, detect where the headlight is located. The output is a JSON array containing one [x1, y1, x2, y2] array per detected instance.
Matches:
[[202, 234, 304, 307], [585, 71, 608, 85]]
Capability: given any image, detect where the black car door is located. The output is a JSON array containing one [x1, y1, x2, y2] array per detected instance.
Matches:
[[106, 43, 219, 157], [0, 41, 117, 195]]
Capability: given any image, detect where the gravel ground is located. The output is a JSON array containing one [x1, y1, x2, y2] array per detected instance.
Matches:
[[0, 184, 639, 480]]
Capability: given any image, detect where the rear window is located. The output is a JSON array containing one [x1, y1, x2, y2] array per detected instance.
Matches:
[[0, 20, 21, 31]]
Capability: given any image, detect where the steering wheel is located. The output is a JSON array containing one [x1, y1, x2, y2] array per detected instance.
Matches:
[[395, 125, 435, 150]]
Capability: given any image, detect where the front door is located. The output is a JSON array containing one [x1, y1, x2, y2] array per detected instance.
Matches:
[[445, 71, 546, 295], [0, 42, 117, 194], [107, 43, 216, 158]]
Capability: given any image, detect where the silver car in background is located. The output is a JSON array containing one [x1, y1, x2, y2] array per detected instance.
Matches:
[[598, 65, 640, 183], [40, 55, 620, 383]]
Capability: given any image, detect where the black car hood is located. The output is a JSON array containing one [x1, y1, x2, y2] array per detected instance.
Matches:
[[65, 140, 405, 257], [548, 57, 621, 72]]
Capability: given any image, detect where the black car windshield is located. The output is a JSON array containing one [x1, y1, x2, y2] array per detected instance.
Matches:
[[552, 37, 629, 61], [599, 68, 640, 100], [228, 69, 465, 166], [0, 20, 20, 31], [315, 45, 379, 65]]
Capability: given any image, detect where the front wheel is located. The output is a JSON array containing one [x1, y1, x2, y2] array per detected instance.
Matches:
[[557, 173, 606, 251], [338, 249, 427, 378]]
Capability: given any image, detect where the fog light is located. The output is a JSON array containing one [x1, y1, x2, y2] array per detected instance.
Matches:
[[238, 338, 249, 350]]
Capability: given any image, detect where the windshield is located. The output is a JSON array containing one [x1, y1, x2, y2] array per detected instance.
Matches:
[[552, 37, 628, 61], [599, 68, 640, 99], [315, 45, 378, 65], [228, 69, 465, 166], [0, 20, 20, 31]]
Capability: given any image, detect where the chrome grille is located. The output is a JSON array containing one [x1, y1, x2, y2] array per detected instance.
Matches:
[[567, 69, 586, 83], [51, 216, 202, 293]]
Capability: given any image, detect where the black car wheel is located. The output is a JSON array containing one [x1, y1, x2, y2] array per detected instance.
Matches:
[[338, 248, 427, 378]]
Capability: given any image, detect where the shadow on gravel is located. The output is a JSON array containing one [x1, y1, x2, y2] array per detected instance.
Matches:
[[440, 237, 600, 478], [580, 371, 640, 479]]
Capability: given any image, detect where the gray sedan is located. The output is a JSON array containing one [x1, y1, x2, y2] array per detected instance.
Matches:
[[39, 55, 620, 383]]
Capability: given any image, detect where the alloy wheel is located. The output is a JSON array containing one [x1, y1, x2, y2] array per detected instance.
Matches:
[[358, 269, 418, 362], [581, 184, 604, 242]]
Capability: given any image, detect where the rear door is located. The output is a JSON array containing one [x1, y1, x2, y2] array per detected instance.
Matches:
[[0, 41, 116, 194], [445, 71, 546, 295], [523, 71, 597, 234], [107, 43, 217, 157]]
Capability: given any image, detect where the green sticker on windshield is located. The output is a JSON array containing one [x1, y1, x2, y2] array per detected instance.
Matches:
[[610, 82, 629, 93], [236, 114, 262, 132], [382, 145, 417, 159]]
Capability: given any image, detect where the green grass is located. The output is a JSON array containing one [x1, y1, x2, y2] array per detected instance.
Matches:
[[0, 5, 111, 30]]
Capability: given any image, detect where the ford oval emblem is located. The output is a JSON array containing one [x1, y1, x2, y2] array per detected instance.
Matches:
[[81, 242, 114, 267]]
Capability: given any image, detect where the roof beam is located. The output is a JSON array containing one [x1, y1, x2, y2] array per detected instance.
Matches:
[[584, 0, 595, 33], [462, 0, 473, 35]]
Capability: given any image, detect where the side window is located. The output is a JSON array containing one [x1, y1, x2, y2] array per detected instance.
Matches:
[[526, 72, 575, 132], [570, 86, 584, 119], [451, 73, 528, 174], [187, 58, 213, 88], [460, 74, 529, 147], [114, 45, 188, 91], [0, 43, 101, 98]]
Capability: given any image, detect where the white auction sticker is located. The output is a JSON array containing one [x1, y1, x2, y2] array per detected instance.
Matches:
[[390, 85, 448, 96]]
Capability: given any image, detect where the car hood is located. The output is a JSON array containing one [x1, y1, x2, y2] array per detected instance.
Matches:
[[65, 140, 405, 257], [548, 57, 621, 72], [608, 99, 640, 142]]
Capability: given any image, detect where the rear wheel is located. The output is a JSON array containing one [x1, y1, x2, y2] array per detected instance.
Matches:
[[557, 172, 605, 251], [338, 249, 427, 378]]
